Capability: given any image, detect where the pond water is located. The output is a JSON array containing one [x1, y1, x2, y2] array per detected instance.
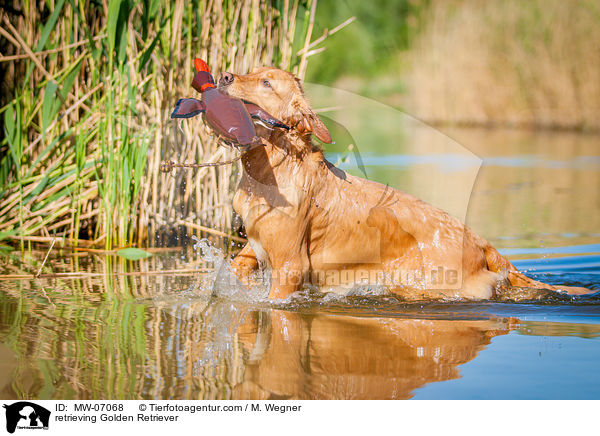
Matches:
[[0, 126, 598, 399]]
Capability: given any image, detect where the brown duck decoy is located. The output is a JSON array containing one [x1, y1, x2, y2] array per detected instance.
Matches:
[[171, 58, 289, 148]]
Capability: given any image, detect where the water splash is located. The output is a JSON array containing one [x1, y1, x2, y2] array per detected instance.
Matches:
[[190, 238, 407, 308], [192, 237, 269, 303], [189, 237, 599, 307]]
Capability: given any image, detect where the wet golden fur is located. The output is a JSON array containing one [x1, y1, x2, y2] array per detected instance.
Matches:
[[219, 67, 590, 299]]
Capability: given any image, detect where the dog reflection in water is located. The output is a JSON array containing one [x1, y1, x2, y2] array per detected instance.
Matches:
[[227, 309, 516, 400]]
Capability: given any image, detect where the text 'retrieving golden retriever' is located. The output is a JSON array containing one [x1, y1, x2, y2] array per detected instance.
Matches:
[[218, 67, 587, 300]]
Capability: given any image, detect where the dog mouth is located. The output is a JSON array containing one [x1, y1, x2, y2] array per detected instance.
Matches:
[[217, 82, 258, 110], [217, 74, 255, 105], [217, 81, 249, 104], [217, 82, 230, 93]]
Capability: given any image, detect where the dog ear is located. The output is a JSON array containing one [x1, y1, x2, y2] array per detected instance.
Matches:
[[304, 111, 332, 144], [292, 79, 332, 144]]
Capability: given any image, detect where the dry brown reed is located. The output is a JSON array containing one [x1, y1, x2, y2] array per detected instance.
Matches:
[[404, 0, 600, 130], [0, 0, 336, 249]]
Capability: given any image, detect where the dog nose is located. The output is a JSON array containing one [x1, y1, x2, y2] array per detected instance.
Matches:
[[220, 72, 234, 85]]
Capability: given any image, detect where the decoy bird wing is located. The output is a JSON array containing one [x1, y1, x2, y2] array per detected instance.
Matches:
[[244, 102, 290, 130], [171, 98, 206, 119]]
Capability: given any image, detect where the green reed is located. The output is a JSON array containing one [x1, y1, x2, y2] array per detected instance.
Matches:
[[0, 249, 234, 399], [0, 0, 334, 249]]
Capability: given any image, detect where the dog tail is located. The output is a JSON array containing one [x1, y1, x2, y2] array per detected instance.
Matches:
[[484, 244, 593, 295], [484, 245, 555, 289]]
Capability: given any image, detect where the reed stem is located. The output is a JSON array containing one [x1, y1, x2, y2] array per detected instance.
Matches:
[[0, 0, 332, 249]]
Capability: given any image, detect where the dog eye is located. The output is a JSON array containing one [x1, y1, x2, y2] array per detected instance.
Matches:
[[262, 79, 272, 89]]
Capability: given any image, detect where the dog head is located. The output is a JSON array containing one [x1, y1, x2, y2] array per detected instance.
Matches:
[[219, 67, 332, 144]]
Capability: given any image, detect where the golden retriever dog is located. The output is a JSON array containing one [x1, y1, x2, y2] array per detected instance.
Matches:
[[217, 67, 590, 300]]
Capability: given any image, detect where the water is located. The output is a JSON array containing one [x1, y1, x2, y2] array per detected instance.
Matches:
[[0, 127, 599, 399]]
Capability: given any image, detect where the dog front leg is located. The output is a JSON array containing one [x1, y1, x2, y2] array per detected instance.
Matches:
[[231, 244, 259, 285], [269, 258, 309, 299]]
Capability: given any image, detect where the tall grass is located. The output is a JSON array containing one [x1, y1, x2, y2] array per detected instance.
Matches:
[[404, 0, 600, 130], [0, 0, 326, 249]]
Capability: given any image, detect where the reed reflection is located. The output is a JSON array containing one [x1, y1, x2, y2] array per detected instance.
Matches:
[[0, 271, 515, 400]]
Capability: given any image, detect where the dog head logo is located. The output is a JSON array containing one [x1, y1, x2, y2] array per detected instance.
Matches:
[[2, 402, 50, 433]]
